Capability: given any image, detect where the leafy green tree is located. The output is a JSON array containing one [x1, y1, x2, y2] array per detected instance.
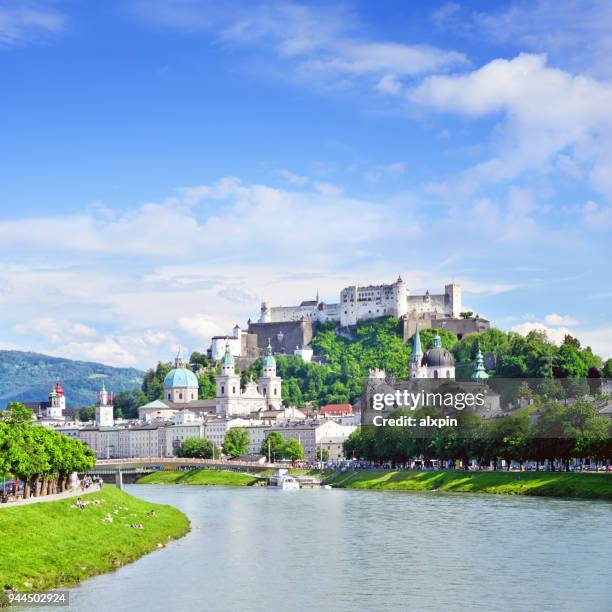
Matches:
[[602, 359, 612, 379], [177, 437, 217, 459], [223, 428, 250, 458], [261, 432, 285, 461], [78, 406, 95, 422], [197, 371, 216, 399], [1, 403, 34, 426], [315, 446, 330, 461], [283, 437, 305, 462], [113, 388, 147, 419]]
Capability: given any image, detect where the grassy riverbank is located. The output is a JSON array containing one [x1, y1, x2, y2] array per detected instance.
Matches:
[[0, 486, 190, 593], [323, 470, 612, 500], [137, 469, 262, 486]]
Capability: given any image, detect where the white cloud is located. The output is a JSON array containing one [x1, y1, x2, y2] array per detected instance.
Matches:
[[376, 74, 402, 95], [365, 162, 405, 184], [132, 1, 468, 94], [312, 181, 343, 197], [544, 313, 578, 326], [410, 53, 612, 201], [15, 318, 97, 343], [178, 314, 225, 341], [510, 322, 573, 345], [274, 168, 309, 186], [582, 200, 612, 229], [0, 2, 64, 46]]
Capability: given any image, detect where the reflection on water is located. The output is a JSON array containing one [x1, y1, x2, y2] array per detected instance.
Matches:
[[57, 485, 612, 612]]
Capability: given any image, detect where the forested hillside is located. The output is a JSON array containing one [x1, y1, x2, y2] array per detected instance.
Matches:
[[0, 351, 143, 408], [141, 316, 611, 409]]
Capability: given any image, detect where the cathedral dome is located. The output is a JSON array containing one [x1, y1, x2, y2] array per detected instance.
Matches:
[[163, 366, 198, 389], [422, 347, 455, 368], [422, 334, 455, 368]]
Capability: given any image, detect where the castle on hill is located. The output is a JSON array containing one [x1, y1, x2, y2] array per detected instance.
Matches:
[[259, 277, 461, 327]]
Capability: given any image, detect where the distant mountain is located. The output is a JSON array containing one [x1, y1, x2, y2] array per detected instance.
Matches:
[[0, 350, 144, 408]]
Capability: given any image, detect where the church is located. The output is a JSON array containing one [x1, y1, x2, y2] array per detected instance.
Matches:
[[139, 344, 283, 420], [409, 325, 457, 379]]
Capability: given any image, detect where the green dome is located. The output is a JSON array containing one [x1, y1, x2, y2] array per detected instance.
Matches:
[[221, 343, 235, 366], [163, 367, 198, 389], [263, 341, 276, 369]]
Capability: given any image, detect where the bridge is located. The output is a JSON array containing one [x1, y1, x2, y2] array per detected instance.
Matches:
[[89, 458, 280, 489]]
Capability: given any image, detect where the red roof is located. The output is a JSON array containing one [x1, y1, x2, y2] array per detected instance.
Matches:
[[320, 403, 352, 415], [54, 380, 64, 395]]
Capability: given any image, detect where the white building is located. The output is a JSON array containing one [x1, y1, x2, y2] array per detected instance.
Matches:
[[45, 380, 66, 420], [95, 383, 114, 428], [259, 278, 462, 327], [210, 325, 243, 361], [215, 342, 282, 416]]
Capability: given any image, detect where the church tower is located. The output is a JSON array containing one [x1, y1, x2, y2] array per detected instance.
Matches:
[[216, 343, 242, 416], [258, 340, 282, 409], [46, 379, 66, 419], [409, 324, 426, 379], [95, 382, 114, 427], [471, 348, 489, 381]]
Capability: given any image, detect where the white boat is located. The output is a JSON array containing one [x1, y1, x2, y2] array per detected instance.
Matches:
[[269, 469, 300, 490]]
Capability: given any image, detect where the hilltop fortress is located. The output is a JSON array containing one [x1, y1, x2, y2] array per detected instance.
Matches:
[[210, 278, 489, 361], [259, 277, 461, 327]]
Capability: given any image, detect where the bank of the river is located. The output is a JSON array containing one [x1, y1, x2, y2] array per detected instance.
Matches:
[[137, 469, 262, 486], [324, 470, 612, 500], [136, 468, 324, 486], [0, 486, 190, 594]]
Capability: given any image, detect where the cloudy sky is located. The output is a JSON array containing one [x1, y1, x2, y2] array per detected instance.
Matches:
[[1, 0, 611, 368]]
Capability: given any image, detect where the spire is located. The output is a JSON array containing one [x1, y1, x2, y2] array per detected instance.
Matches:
[[221, 342, 235, 368], [316, 289, 320, 303], [471, 347, 489, 380], [411, 323, 423, 357]]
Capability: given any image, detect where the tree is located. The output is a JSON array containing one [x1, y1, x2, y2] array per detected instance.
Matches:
[[113, 389, 147, 419], [1, 403, 34, 426], [223, 428, 250, 458], [602, 359, 612, 380], [78, 406, 95, 422], [315, 446, 330, 462], [283, 437, 305, 462], [177, 437, 217, 459], [261, 432, 286, 461], [459, 311, 474, 319]]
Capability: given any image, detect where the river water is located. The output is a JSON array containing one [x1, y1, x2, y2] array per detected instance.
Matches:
[[57, 484, 611, 612]]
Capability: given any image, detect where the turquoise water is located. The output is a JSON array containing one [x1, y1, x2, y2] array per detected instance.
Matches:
[[60, 485, 612, 612]]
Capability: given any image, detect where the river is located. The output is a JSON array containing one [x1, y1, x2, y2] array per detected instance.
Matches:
[[57, 484, 611, 612]]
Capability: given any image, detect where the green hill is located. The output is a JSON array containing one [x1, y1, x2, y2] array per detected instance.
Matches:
[[0, 350, 144, 408]]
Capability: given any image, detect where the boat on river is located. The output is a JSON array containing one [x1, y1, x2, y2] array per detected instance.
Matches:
[[269, 469, 300, 490]]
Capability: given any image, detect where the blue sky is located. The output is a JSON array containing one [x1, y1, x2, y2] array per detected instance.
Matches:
[[0, 0, 611, 367]]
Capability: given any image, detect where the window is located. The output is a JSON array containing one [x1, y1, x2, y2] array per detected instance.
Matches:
[[179, 393, 183, 400], [446, 370, 450, 378], [232, 386, 236, 394], [221, 385, 225, 394], [434, 371, 439, 379]]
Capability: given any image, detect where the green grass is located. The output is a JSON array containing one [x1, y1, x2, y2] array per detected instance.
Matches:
[[0, 486, 190, 594], [323, 470, 612, 500], [136, 469, 262, 486]]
